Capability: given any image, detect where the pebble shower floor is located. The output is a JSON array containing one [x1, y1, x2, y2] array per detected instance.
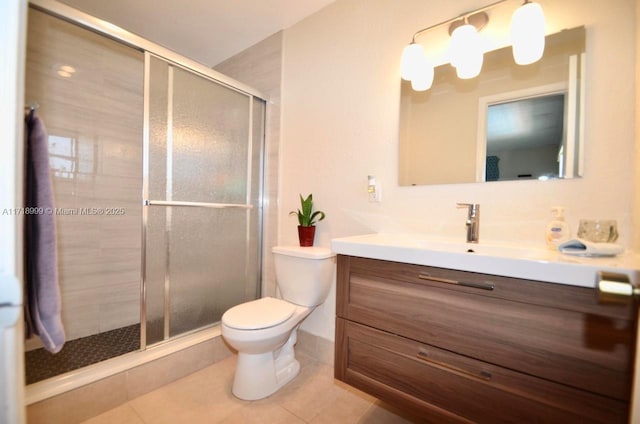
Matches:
[[25, 324, 140, 384]]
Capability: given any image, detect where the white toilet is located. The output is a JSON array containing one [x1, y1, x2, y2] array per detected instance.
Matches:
[[221, 245, 335, 400]]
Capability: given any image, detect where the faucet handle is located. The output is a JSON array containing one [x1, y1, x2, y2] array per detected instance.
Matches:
[[456, 203, 479, 216]]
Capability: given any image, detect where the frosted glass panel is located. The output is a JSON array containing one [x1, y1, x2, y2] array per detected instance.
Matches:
[[251, 99, 266, 206], [172, 67, 251, 203], [144, 55, 263, 344], [145, 206, 167, 345], [168, 207, 248, 336], [148, 56, 168, 201]]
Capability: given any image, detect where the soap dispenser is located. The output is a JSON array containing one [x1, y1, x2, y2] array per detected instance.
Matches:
[[546, 206, 571, 250]]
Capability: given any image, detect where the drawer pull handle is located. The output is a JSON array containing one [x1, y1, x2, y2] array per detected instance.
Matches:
[[596, 271, 639, 305], [418, 274, 495, 291], [416, 351, 492, 381]]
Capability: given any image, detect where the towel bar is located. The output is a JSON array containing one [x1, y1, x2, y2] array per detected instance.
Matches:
[[144, 200, 253, 209]]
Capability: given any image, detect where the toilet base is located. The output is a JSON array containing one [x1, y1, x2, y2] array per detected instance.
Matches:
[[231, 330, 300, 400]]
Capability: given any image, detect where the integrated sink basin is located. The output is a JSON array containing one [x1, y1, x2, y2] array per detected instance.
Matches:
[[340, 234, 546, 258], [331, 233, 640, 288]]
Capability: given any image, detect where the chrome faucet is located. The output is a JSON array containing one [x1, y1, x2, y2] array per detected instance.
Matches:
[[457, 203, 480, 243]]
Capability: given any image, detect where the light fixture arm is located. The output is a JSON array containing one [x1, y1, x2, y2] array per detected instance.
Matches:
[[409, 0, 508, 43]]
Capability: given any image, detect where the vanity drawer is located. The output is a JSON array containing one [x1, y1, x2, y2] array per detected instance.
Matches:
[[338, 255, 634, 320], [336, 319, 628, 423], [336, 255, 635, 400]]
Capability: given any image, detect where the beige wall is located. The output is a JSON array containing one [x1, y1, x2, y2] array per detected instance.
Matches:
[[279, 0, 637, 340]]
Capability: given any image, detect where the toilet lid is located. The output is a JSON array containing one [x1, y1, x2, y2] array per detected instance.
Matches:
[[222, 297, 296, 330]]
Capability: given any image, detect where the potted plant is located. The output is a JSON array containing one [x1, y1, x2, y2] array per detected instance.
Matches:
[[289, 194, 326, 246]]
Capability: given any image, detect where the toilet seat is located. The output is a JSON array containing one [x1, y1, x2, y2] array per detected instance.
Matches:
[[223, 297, 296, 330]]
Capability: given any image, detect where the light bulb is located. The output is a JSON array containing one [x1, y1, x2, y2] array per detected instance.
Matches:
[[511, 1, 545, 65], [449, 24, 484, 79], [400, 42, 426, 81]]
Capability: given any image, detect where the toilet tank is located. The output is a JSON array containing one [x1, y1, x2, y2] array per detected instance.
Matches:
[[272, 246, 336, 307]]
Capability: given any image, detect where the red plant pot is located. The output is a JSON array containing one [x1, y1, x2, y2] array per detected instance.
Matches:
[[297, 225, 316, 247]]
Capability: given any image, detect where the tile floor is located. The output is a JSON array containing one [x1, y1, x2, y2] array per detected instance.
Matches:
[[80, 353, 419, 424]]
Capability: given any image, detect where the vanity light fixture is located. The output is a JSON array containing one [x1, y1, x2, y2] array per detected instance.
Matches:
[[401, 0, 546, 91], [511, 0, 546, 65]]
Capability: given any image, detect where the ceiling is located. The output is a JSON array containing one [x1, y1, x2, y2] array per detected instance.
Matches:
[[58, 0, 336, 67], [487, 93, 565, 153]]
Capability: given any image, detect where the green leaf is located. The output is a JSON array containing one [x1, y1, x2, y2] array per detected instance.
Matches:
[[309, 211, 325, 225], [289, 193, 326, 227]]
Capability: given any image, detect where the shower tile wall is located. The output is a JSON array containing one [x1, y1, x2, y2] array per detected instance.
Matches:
[[25, 9, 143, 347]]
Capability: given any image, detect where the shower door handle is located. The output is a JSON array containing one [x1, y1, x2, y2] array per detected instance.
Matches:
[[145, 200, 253, 209]]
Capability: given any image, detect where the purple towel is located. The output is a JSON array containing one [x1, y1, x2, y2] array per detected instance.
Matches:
[[24, 111, 66, 353]]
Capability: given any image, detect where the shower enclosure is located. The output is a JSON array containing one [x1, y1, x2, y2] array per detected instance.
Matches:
[[24, 4, 265, 384]]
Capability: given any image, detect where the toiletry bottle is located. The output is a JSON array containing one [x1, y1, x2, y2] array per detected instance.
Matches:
[[546, 206, 571, 250]]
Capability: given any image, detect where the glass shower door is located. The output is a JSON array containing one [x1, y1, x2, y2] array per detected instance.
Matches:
[[144, 55, 264, 345]]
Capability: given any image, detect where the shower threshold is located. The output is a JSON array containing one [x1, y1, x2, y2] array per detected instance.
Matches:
[[25, 324, 140, 385]]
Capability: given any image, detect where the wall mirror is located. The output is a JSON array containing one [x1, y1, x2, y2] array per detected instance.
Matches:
[[399, 26, 585, 186]]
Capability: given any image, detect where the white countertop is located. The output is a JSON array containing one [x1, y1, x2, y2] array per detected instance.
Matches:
[[331, 233, 640, 288]]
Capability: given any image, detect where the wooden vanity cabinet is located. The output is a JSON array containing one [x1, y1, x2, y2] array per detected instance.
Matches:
[[334, 255, 636, 423]]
